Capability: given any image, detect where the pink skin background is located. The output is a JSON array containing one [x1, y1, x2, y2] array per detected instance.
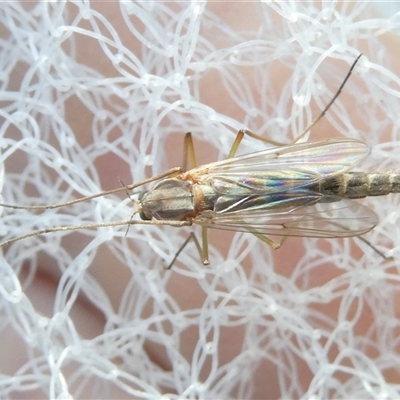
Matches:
[[2, 2, 400, 399]]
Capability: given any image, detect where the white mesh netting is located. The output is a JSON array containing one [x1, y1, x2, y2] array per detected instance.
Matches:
[[1, 1, 400, 399]]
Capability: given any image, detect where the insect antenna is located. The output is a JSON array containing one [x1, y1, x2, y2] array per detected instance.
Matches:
[[0, 167, 184, 247], [0, 167, 183, 211]]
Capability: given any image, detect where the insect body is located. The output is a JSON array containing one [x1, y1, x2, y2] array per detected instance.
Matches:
[[0, 55, 396, 265], [0, 134, 396, 265], [138, 136, 396, 264]]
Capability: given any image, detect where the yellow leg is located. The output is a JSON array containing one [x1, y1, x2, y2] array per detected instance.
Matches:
[[166, 231, 208, 269], [228, 128, 286, 157], [237, 129, 289, 148], [181, 133, 210, 266], [186, 131, 289, 254], [241, 220, 287, 250], [183, 132, 198, 170], [251, 230, 285, 250], [227, 130, 245, 158], [201, 226, 209, 264]]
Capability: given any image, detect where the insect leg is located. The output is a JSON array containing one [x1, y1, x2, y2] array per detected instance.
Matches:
[[171, 133, 210, 267], [356, 236, 393, 260], [252, 230, 285, 250], [228, 128, 284, 157], [226, 134, 290, 251], [227, 130, 245, 158], [166, 231, 208, 269], [224, 132, 290, 250], [183, 132, 198, 170], [242, 221, 288, 250], [201, 226, 209, 265], [238, 54, 363, 147], [236, 129, 288, 148], [293, 53, 363, 144]]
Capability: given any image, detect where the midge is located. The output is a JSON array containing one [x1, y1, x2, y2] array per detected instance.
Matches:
[[0, 55, 396, 266]]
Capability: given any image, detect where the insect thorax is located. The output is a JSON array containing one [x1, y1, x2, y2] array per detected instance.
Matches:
[[140, 178, 196, 221]]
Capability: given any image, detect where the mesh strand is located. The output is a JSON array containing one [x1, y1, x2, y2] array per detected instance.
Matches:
[[1, 1, 400, 399]]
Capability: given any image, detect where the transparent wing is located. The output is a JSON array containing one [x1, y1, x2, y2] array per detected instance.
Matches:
[[193, 138, 369, 194], [190, 138, 375, 238], [194, 196, 377, 238]]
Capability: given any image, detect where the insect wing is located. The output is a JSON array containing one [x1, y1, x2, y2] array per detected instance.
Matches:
[[194, 197, 378, 238], [191, 138, 376, 238], [196, 138, 370, 194]]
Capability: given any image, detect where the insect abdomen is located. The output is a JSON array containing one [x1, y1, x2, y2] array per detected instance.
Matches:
[[322, 172, 400, 198]]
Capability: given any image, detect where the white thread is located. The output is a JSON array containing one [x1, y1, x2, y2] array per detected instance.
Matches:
[[0, 1, 400, 399]]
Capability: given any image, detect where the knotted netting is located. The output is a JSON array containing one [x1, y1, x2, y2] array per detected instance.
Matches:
[[1, 1, 400, 399]]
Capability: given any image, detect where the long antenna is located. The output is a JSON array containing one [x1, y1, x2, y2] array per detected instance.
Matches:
[[0, 167, 183, 210]]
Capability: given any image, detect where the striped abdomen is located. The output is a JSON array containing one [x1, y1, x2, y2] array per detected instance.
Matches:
[[321, 172, 400, 199]]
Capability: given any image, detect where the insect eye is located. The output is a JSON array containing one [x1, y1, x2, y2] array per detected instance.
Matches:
[[138, 191, 152, 220], [139, 210, 152, 221]]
